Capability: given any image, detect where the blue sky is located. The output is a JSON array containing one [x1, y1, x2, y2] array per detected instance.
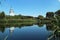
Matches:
[[0, 0, 60, 17]]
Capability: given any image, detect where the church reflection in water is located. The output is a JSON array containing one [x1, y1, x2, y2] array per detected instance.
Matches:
[[9, 27, 15, 36], [0, 25, 15, 40], [0, 23, 60, 40]]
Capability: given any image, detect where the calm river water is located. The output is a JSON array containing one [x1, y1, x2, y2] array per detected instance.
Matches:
[[0, 24, 52, 40]]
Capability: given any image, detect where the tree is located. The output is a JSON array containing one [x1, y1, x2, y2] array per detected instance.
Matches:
[[46, 12, 54, 18], [55, 10, 60, 26], [55, 10, 60, 16], [0, 11, 5, 19], [38, 15, 44, 20]]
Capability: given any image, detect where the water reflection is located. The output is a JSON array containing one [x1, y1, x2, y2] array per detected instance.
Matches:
[[46, 23, 60, 40], [0, 25, 5, 33], [46, 23, 57, 31], [0, 22, 44, 33], [0, 23, 50, 40], [1, 22, 60, 40], [9, 27, 15, 35], [36, 22, 44, 27]]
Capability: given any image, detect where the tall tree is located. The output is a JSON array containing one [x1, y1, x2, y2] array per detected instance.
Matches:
[[38, 15, 44, 20], [55, 10, 60, 16], [0, 11, 5, 19], [46, 12, 54, 18]]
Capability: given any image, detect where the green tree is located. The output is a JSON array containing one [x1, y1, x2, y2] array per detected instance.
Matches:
[[55, 10, 60, 16], [0, 11, 5, 19], [38, 15, 44, 20], [55, 10, 60, 26], [46, 12, 54, 18]]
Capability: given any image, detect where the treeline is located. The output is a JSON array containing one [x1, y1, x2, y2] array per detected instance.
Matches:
[[0, 9, 60, 24], [0, 11, 5, 19], [0, 9, 60, 19]]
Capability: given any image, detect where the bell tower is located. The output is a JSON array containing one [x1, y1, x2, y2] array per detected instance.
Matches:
[[9, 8, 15, 16]]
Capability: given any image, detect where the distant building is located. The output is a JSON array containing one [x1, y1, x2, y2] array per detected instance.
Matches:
[[9, 8, 15, 16]]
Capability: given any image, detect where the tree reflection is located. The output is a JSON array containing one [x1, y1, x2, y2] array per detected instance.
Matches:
[[47, 23, 60, 40], [6, 23, 34, 28], [0, 22, 44, 33], [0, 24, 5, 33], [36, 22, 44, 27], [46, 23, 57, 31]]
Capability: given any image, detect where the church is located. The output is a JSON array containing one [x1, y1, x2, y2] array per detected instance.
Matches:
[[9, 8, 15, 16]]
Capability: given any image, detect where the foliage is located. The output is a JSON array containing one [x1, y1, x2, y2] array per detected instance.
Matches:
[[0, 11, 5, 19], [55, 10, 60, 16], [46, 12, 54, 18], [38, 15, 44, 20]]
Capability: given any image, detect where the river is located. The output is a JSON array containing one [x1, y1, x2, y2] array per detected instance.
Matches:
[[0, 24, 56, 40]]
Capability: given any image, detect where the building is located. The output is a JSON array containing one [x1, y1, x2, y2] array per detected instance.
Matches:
[[9, 8, 15, 16]]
